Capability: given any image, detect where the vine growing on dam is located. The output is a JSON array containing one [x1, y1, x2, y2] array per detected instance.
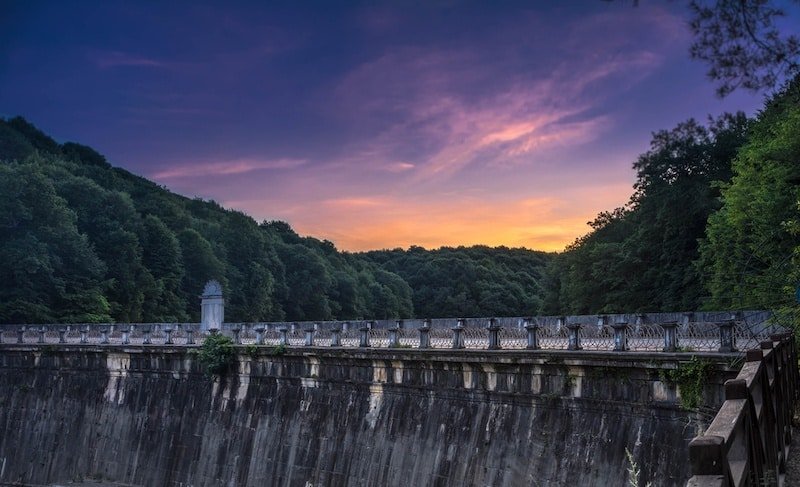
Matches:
[[661, 356, 713, 410], [198, 333, 236, 376]]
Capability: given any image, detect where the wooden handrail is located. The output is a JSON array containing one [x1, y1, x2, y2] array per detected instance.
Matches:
[[687, 333, 798, 486]]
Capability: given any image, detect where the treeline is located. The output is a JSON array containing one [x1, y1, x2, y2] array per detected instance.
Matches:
[[360, 246, 549, 318], [543, 77, 800, 314], [0, 118, 552, 324]]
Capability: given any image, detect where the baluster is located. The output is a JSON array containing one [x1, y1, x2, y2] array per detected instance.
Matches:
[[17, 327, 25, 344], [612, 320, 629, 351], [359, 322, 371, 348], [452, 319, 465, 349], [81, 325, 89, 344], [524, 318, 540, 350], [330, 327, 341, 347], [718, 319, 736, 353], [388, 325, 399, 348], [418, 319, 431, 349], [164, 326, 173, 345], [278, 327, 288, 346], [121, 325, 130, 345], [254, 325, 265, 345], [100, 326, 109, 345], [486, 318, 501, 350], [142, 325, 151, 345], [186, 325, 195, 345], [58, 326, 66, 344], [231, 326, 241, 345], [304, 326, 315, 347], [38, 326, 46, 344], [660, 321, 678, 352], [567, 322, 583, 351]]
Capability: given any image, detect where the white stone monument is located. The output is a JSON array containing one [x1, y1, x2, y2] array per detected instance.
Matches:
[[200, 280, 224, 331]]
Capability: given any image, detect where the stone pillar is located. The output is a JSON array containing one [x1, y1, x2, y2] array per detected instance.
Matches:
[[231, 326, 241, 345], [121, 325, 130, 345], [524, 318, 540, 350], [100, 326, 109, 344], [567, 322, 583, 351], [38, 326, 45, 344], [418, 319, 431, 349], [141, 325, 151, 345], [718, 319, 736, 353], [17, 327, 24, 344], [342, 321, 350, 332], [611, 320, 629, 352], [304, 327, 315, 346], [396, 319, 404, 329], [185, 326, 195, 345], [164, 326, 173, 345], [58, 326, 66, 344], [661, 321, 679, 352], [254, 325, 265, 345], [452, 319, 465, 349], [359, 322, 371, 348], [487, 318, 501, 350], [388, 326, 399, 348], [330, 327, 341, 347], [200, 280, 224, 332], [278, 327, 288, 346]]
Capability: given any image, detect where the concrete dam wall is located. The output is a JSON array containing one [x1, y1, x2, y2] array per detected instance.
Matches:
[[0, 346, 738, 486]]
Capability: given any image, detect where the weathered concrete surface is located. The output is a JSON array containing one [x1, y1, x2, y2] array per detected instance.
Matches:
[[0, 346, 738, 486]]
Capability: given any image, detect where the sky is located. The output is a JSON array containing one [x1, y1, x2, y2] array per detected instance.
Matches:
[[0, 1, 767, 252]]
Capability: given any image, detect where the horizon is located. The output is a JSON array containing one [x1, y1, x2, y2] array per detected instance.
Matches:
[[0, 2, 767, 252]]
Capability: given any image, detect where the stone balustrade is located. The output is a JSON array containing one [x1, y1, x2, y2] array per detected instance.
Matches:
[[0, 311, 783, 353]]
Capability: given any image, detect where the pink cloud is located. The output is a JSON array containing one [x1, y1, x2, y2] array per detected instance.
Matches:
[[150, 157, 306, 180], [325, 8, 676, 182]]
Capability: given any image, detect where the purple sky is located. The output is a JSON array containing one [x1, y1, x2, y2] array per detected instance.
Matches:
[[0, 1, 766, 251]]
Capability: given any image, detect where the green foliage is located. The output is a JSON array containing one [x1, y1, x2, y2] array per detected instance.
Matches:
[[360, 245, 549, 318], [270, 344, 287, 355], [0, 160, 111, 323], [544, 113, 750, 314], [244, 344, 259, 358], [198, 333, 236, 376], [662, 356, 713, 410], [699, 79, 800, 311]]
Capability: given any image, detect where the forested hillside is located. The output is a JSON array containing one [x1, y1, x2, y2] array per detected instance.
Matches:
[[360, 246, 549, 318], [0, 118, 551, 324], [543, 77, 800, 315]]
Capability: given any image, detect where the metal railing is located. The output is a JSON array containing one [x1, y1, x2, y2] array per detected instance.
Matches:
[[687, 333, 799, 486], [0, 311, 784, 353]]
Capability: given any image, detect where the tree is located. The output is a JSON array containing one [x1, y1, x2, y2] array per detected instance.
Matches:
[[177, 229, 226, 320], [608, 0, 800, 96], [0, 161, 110, 323], [699, 79, 800, 309], [546, 113, 750, 313], [689, 0, 800, 96], [140, 215, 187, 322]]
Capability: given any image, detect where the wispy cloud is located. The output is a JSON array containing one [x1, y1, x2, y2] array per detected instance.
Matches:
[[325, 8, 677, 181], [91, 50, 166, 69], [151, 157, 307, 180]]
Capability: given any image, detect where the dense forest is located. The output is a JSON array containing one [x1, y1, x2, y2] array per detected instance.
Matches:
[[1, 77, 798, 324], [0, 118, 551, 324], [543, 77, 800, 315]]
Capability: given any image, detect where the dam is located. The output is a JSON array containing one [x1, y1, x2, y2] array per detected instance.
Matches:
[[0, 285, 793, 486]]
